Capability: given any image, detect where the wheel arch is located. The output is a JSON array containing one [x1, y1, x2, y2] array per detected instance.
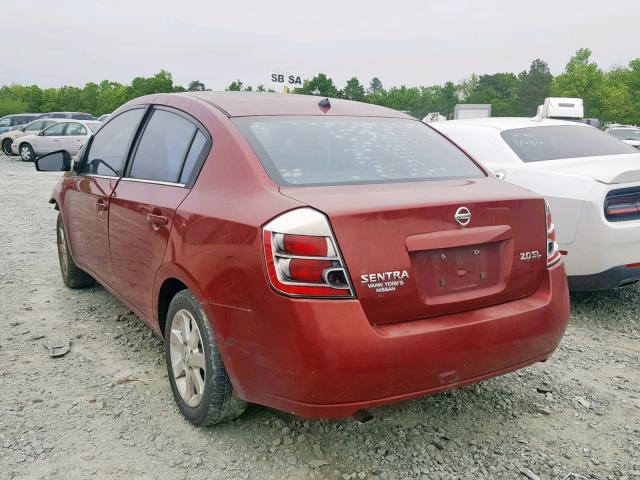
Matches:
[[155, 265, 207, 337]]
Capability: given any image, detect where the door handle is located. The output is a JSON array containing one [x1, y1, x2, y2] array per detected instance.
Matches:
[[95, 198, 108, 211], [147, 213, 168, 226]]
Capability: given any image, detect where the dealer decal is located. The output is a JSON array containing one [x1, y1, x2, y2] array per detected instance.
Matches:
[[360, 270, 409, 293]]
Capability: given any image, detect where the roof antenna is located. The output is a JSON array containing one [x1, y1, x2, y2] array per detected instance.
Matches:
[[318, 98, 331, 114]]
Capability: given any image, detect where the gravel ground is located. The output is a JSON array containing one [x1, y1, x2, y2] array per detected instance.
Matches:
[[1, 152, 639, 480]]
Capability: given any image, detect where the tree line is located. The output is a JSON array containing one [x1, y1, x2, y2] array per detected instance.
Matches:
[[1, 48, 638, 124]]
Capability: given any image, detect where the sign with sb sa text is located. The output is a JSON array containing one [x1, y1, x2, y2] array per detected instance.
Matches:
[[269, 72, 304, 91]]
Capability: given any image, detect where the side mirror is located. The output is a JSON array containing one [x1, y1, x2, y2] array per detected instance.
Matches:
[[35, 150, 71, 172], [38, 131, 45, 136]]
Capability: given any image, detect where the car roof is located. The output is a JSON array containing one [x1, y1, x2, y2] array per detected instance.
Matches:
[[44, 119, 95, 124], [436, 117, 590, 131], [610, 126, 640, 130], [1, 113, 39, 118], [179, 91, 413, 119]]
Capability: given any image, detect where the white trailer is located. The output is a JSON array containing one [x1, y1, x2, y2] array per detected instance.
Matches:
[[454, 104, 491, 120]]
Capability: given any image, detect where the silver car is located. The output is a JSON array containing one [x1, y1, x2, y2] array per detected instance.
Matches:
[[13, 120, 102, 161]]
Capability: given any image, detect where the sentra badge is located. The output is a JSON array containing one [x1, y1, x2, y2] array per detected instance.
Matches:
[[360, 270, 409, 293]]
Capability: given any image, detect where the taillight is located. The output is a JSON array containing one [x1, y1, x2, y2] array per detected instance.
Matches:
[[546, 200, 561, 267], [263, 208, 354, 298], [604, 188, 640, 222]]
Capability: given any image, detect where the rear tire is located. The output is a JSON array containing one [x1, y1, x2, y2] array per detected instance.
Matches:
[[56, 214, 95, 288], [2, 139, 13, 156], [19, 143, 35, 162], [165, 290, 247, 426]]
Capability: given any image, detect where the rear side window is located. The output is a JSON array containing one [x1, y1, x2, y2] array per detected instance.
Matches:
[[233, 116, 484, 186], [72, 113, 93, 120], [179, 131, 207, 184], [66, 123, 87, 136], [501, 125, 637, 162], [81, 108, 145, 176], [129, 109, 196, 183], [52, 113, 67, 118]]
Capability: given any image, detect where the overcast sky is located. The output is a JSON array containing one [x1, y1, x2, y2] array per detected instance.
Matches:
[[4, 0, 639, 91]]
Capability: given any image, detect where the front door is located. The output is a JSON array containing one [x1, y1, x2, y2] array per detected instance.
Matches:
[[37, 122, 67, 154], [59, 122, 88, 155], [62, 108, 147, 286]]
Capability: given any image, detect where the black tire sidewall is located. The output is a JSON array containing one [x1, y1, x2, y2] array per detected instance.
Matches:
[[2, 139, 12, 155], [164, 290, 218, 425], [56, 214, 71, 286]]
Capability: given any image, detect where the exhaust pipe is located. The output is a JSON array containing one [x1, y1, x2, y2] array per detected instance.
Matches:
[[352, 409, 373, 423]]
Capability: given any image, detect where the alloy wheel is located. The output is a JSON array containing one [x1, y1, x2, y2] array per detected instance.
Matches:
[[169, 309, 207, 407], [20, 145, 32, 161]]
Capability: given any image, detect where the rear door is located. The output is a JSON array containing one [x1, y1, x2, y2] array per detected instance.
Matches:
[[63, 108, 147, 285], [108, 107, 210, 323], [60, 122, 88, 154]]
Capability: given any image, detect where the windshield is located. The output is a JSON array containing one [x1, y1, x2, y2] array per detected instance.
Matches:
[[501, 125, 637, 162], [233, 116, 484, 186], [610, 128, 640, 142]]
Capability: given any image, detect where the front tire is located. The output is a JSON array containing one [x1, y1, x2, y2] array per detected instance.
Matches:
[[56, 214, 95, 288], [2, 139, 13, 156], [165, 290, 247, 426], [19, 143, 35, 162]]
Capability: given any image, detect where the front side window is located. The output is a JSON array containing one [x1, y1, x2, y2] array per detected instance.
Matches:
[[42, 123, 66, 136], [65, 123, 87, 136], [501, 125, 637, 162], [128, 109, 196, 183], [233, 116, 484, 186], [610, 128, 640, 142], [81, 108, 145, 176]]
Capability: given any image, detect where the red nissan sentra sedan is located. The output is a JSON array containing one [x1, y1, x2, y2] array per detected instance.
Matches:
[[35, 92, 570, 426]]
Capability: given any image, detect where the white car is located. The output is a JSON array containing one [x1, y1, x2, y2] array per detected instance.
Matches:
[[13, 119, 101, 161], [431, 118, 640, 290], [603, 125, 640, 150]]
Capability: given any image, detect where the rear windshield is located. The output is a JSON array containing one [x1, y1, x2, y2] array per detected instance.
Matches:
[[233, 116, 484, 186], [501, 125, 637, 162]]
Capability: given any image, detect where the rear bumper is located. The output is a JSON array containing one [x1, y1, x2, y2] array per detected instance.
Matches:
[[568, 264, 640, 291], [208, 261, 569, 419]]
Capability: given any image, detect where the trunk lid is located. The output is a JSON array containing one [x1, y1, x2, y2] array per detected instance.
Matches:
[[523, 153, 640, 184], [280, 178, 548, 325]]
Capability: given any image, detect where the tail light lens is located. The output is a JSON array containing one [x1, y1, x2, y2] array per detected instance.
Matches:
[[263, 208, 354, 298], [604, 188, 640, 222], [546, 200, 561, 267]]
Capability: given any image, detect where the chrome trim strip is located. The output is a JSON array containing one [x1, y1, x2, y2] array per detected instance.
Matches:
[[274, 252, 339, 261], [79, 174, 118, 179], [120, 177, 186, 187]]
